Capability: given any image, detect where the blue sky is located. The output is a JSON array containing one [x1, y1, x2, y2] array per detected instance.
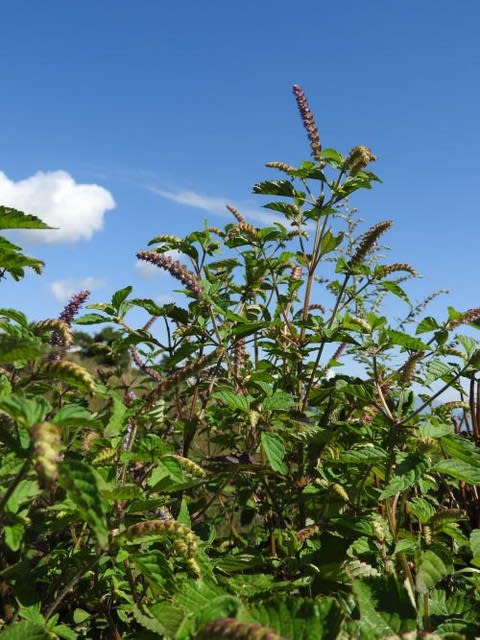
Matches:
[[1, 1, 479, 329]]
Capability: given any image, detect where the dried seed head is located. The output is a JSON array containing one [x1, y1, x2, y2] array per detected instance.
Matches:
[[290, 265, 303, 281], [233, 337, 246, 374], [376, 263, 419, 279], [196, 618, 284, 640], [348, 220, 392, 269], [31, 421, 62, 489], [136, 251, 203, 298], [226, 204, 246, 223], [31, 319, 73, 349], [42, 360, 96, 394], [399, 351, 425, 386], [265, 161, 297, 175], [147, 234, 182, 246], [228, 222, 257, 239], [349, 316, 372, 333], [308, 303, 325, 313], [345, 145, 377, 175], [446, 308, 480, 330], [332, 342, 346, 362], [82, 430, 100, 451], [172, 455, 207, 478], [292, 84, 322, 162]]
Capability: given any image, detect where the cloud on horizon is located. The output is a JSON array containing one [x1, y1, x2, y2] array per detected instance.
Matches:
[[0, 170, 115, 243], [149, 187, 283, 225], [49, 277, 107, 303]]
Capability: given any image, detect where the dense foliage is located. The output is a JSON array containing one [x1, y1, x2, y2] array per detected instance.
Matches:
[[1, 86, 480, 639]]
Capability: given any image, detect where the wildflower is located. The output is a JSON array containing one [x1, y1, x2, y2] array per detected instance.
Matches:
[[136, 251, 203, 298], [292, 84, 322, 162]]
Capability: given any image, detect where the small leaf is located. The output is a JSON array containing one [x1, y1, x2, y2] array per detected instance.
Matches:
[[111, 285, 133, 309], [381, 281, 411, 306], [424, 359, 453, 385], [253, 179, 297, 197], [416, 316, 440, 334], [261, 432, 287, 475], [0, 623, 50, 639]]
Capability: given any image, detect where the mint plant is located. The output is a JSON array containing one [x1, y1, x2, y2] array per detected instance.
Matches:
[[1, 86, 480, 639]]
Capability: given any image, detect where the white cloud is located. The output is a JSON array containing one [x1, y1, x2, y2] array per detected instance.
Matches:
[[134, 249, 181, 279], [149, 187, 283, 225], [0, 169, 115, 243], [49, 277, 107, 303]]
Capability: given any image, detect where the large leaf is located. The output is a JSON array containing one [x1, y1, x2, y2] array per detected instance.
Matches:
[[212, 390, 251, 413], [262, 390, 294, 412], [0, 335, 46, 362], [415, 545, 453, 594], [261, 432, 287, 475], [249, 596, 342, 640], [59, 459, 108, 548], [352, 576, 416, 638], [379, 454, 428, 500], [433, 459, 480, 485], [0, 623, 50, 640], [0, 206, 52, 230]]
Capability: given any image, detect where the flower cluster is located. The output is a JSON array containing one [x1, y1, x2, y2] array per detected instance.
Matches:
[[292, 84, 322, 161], [136, 251, 203, 298], [50, 289, 90, 356]]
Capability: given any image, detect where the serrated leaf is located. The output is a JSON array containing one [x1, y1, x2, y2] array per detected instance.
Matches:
[[424, 359, 453, 385], [253, 179, 297, 197], [52, 404, 97, 427], [111, 285, 133, 309], [379, 455, 428, 499], [250, 596, 342, 640], [0, 206, 52, 230], [262, 390, 294, 412], [433, 459, 480, 485], [59, 459, 108, 548], [340, 446, 388, 465], [74, 313, 110, 325], [470, 529, 480, 558], [416, 316, 440, 334], [352, 576, 416, 637], [0, 395, 50, 428], [0, 335, 46, 362], [381, 281, 411, 306], [212, 389, 251, 413], [261, 432, 287, 475], [386, 330, 428, 351], [0, 623, 50, 639], [416, 546, 453, 594]]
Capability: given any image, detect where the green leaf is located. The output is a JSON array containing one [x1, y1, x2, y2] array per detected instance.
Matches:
[[261, 432, 287, 475], [250, 595, 342, 640], [416, 316, 440, 334], [59, 459, 108, 548], [352, 576, 416, 637], [52, 405, 97, 428], [74, 313, 110, 325], [0, 622, 51, 640], [416, 545, 453, 594], [424, 359, 454, 385], [0, 335, 46, 362], [385, 330, 428, 351], [379, 454, 428, 500], [262, 390, 294, 412], [381, 281, 411, 306], [212, 390, 251, 413], [0, 395, 50, 428], [340, 446, 388, 465], [253, 179, 297, 197], [319, 230, 344, 255], [0, 206, 52, 230], [111, 285, 133, 309], [433, 458, 480, 485]]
